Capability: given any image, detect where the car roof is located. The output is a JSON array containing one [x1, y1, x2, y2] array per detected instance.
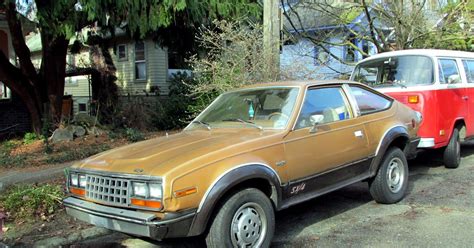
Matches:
[[241, 80, 364, 89], [358, 49, 474, 64]]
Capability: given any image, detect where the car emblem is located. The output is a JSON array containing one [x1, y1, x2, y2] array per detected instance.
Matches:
[[134, 168, 144, 173]]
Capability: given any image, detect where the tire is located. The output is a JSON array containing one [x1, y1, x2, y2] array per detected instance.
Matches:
[[443, 128, 461, 169], [205, 188, 275, 248], [369, 147, 409, 204]]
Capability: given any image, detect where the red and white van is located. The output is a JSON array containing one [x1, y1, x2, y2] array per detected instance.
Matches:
[[351, 49, 474, 168]]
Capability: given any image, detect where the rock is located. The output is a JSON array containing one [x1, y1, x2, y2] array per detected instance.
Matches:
[[50, 128, 74, 143], [73, 113, 97, 127], [72, 125, 86, 137], [86, 127, 104, 136]]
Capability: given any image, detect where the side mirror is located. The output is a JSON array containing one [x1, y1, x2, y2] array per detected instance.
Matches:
[[309, 115, 324, 133]]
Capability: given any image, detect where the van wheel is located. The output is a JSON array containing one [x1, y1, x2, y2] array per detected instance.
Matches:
[[205, 188, 275, 248], [444, 128, 461, 169], [369, 147, 408, 204]]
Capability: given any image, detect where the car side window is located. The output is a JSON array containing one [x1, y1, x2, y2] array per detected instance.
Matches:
[[462, 60, 474, 84], [349, 86, 392, 115], [439, 59, 461, 84], [295, 87, 352, 129]]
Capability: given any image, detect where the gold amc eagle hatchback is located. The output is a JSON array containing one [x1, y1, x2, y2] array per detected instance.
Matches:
[[64, 81, 421, 247]]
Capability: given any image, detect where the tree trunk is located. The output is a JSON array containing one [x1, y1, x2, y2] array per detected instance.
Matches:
[[40, 33, 69, 127]]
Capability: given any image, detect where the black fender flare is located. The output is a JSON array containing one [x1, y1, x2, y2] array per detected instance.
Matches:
[[187, 164, 282, 236], [369, 125, 409, 176]]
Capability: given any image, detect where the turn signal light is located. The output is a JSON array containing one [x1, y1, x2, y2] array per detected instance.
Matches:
[[131, 198, 162, 209], [70, 187, 85, 196], [408, 95, 419, 103], [174, 187, 198, 198]]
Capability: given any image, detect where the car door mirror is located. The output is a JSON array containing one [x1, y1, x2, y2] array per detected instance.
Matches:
[[309, 115, 324, 133]]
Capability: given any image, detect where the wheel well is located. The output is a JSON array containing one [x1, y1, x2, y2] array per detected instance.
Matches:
[[389, 136, 409, 151], [453, 119, 466, 140], [204, 178, 275, 235], [220, 178, 274, 206]]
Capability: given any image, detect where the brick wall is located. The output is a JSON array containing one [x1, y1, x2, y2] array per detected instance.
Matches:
[[0, 92, 31, 135]]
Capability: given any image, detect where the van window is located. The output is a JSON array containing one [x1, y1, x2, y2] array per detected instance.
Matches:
[[349, 86, 392, 115], [462, 60, 474, 83], [438, 59, 461, 84], [352, 55, 434, 88]]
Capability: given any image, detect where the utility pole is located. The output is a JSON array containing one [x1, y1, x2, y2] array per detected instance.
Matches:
[[263, 0, 281, 79]]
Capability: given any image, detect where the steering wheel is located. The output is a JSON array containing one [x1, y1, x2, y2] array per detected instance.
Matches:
[[267, 112, 289, 121]]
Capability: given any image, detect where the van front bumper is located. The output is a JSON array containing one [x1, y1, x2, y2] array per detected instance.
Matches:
[[63, 197, 196, 240], [417, 138, 435, 148]]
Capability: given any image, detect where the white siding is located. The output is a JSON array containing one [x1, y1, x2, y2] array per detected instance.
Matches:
[[113, 39, 169, 96]]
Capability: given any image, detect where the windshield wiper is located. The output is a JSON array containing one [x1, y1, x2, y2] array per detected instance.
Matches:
[[191, 120, 211, 130], [222, 118, 263, 130]]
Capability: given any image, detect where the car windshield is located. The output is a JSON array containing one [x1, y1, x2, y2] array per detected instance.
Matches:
[[188, 87, 300, 130], [352, 55, 434, 88]]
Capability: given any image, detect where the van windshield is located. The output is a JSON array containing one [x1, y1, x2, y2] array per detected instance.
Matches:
[[352, 55, 434, 88]]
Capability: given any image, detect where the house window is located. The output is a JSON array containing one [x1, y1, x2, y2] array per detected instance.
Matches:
[[78, 103, 87, 112], [117, 44, 127, 61], [135, 41, 146, 80], [345, 35, 357, 62], [0, 82, 11, 100]]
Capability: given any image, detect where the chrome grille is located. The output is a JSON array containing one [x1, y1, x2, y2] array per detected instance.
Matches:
[[85, 175, 129, 206]]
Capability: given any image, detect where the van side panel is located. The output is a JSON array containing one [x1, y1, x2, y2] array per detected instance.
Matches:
[[383, 89, 442, 147]]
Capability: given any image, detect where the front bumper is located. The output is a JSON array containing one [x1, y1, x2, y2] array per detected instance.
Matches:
[[63, 197, 196, 240], [417, 138, 435, 148]]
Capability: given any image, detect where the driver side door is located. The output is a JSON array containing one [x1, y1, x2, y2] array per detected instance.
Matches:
[[283, 86, 370, 198]]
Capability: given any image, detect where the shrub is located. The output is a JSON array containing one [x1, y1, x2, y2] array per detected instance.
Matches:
[[0, 184, 64, 220], [188, 20, 279, 101], [114, 96, 155, 131], [23, 132, 43, 145], [153, 72, 202, 130], [125, 128, 145, 142]]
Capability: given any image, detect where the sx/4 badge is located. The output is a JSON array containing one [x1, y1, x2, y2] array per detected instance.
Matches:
[[290, 182, 306, 195]]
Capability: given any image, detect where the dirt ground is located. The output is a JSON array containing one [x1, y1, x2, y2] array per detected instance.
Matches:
[[69, 142, 474, 247]]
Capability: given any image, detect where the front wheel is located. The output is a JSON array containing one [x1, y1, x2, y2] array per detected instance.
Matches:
[[369, 147, 409, 204], [443, 128, 461, 169], [206, 188, 275, 248]]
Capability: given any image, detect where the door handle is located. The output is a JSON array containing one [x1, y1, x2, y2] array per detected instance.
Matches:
[[354, 130, 364, 138], [462, 96, 469, 100]]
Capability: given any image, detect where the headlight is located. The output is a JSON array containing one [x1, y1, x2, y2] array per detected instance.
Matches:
[[133, 182, 147, 197], [79, 175, 87, 188], [149, 183, 162, 199], [70, 174, 79, 187]]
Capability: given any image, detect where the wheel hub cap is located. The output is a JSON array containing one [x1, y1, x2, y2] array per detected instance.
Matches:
[[387, 157, 404, 193], [231, 203, 266, 247]]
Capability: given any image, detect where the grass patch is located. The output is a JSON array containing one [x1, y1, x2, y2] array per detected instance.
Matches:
[[0, 184, 64, 221]]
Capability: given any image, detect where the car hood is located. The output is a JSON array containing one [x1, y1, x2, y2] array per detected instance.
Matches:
[[72, 129, 284, 176]]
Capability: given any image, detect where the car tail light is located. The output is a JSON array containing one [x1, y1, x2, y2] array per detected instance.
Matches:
[[408, 95, 419, 104]]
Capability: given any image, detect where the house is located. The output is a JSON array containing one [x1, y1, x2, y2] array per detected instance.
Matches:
[[280, 0, 444, 80], [26, 30, 184, 116], [0, 11, 31, 135]]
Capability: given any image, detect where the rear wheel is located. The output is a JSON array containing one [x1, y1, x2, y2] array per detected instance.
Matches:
[[205, 188, 275, 248], [443, 128, 461, 169], [369, 147, 409, 204]]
